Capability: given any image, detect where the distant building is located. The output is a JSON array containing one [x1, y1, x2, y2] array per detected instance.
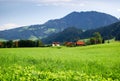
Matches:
[[52, 42, 60, 46], [76, 41, 85, 46], [65, 42, 74, 47]]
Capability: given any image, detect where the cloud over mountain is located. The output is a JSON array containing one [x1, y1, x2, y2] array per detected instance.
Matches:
[[0, 23, 19, 31]]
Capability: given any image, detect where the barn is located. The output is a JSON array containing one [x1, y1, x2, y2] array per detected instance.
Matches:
[[52, 42, 60, 46], [76, 41, 85, 46]]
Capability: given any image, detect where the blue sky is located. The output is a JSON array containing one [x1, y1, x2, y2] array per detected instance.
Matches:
[[0, 0, 120, 30]]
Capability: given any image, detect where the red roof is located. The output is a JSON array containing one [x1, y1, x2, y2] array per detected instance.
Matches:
[[76, 41, 85, 45], [66, 42, 73, 45]]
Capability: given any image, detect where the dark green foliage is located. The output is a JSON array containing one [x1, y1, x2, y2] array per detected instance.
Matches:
[[6, 40, 13, 48], [89, 32, 103, 45], [18, 40, 44, 47], [102, 39, 105, 43], [36, 40, 44, 47], [43, 22, 120, 44], [0, 42, 6, 48], [93, 32, 102, 44], [80, 21, 120, 40], [115, 32, 120, 40], [0, 40, 44, 48], [0, 40, 13, 48], [42, 27, 82, 44], [18, 40, 35, 47], [90, 37, 96, 44]]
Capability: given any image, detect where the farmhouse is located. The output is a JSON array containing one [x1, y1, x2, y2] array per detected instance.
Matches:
[[76, 41, 85, 46], [65, 42, 74, 46], [52, 42, 60, 46]]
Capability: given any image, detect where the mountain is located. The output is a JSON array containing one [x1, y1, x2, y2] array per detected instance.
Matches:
[[45, 11, 118, 30], [0, 11, 119, 40], [42, 27, 83, 43], [80, 21, 120, 40], [43, 21, 120, 44]]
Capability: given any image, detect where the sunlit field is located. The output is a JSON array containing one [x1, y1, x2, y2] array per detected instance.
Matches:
[[0, 42, 120, 81]]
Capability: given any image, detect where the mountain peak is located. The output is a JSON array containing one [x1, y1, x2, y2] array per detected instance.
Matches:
[[70, 11, 79, 14], [0, 11, 119, 40]]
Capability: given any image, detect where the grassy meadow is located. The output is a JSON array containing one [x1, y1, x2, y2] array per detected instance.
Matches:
[[0, 42, 120, 81]]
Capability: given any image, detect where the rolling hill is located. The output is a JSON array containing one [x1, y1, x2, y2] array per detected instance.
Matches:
[[0, 11, 119, 40]]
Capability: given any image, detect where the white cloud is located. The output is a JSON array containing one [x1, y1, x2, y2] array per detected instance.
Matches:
[[0, 0, 71, 3], [36, 0, 86, 7], [36, 0, 72, 6], [79, 3, 85, 7], [38, 0, 71, 3], [0, 23, 19, 31], [0, 0, 85, 7], [117, 9, 120, 12]]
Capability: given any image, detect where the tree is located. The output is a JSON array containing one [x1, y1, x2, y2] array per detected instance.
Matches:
[[18, 40, 35, 47], [13, 41, 18, 47], [102, 39, 105, 44], [115, 32, 120, 41], [36, 40, 44, 47], [1, 42, 6, 48], [90, 32, 102, 44], [93, 32, 102, 44], [6, 40, 13, 48], [90, 37, 96, 44]]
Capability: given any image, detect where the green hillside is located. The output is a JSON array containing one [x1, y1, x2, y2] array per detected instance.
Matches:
[[0, 42, 120, 80], [43, 21, 120, 44]]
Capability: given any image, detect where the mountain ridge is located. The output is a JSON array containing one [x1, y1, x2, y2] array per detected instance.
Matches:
[[0, 11, 119, 40], [42, 21, 120, 44]]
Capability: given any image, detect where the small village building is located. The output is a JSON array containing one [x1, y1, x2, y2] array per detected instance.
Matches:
[[65, 42, 74, 47], [76, 41, 85, 46], [52, 42, 60, 46]]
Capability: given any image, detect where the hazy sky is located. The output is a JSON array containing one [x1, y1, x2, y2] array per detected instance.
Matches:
[[0, 0, 120, 30]]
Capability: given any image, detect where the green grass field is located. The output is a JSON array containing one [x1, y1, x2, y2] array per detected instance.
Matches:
[[0, 42, 120, 81]]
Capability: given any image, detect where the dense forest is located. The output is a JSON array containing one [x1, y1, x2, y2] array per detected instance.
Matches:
[[43, 21, 120, 44], [42, 27, 83, 43], [0, 40, 43, 48], [80, 21, 120, 40]]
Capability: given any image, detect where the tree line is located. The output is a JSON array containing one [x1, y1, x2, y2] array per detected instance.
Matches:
[[89, 32, 105, 45], [0, 40, 44, 48], [0, 32, 105, 48], [64, 32, 105, 47]]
